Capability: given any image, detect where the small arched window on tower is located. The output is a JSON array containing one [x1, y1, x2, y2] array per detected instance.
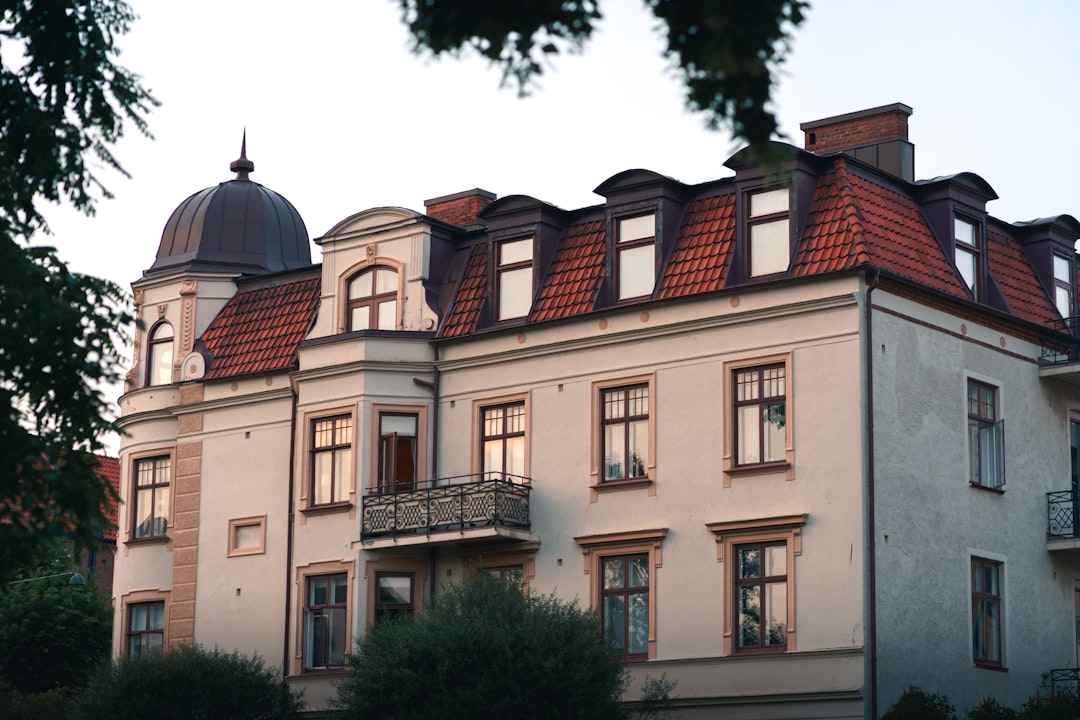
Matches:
[[146, 322, 174, 386], [347, 266, 398, 331]]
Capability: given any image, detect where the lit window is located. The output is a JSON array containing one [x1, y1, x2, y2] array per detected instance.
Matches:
[[734, 541, 788, 652], [601, 554, 649, 659], [972, 558, 1003, 667], [481, 402, 525, 480], [734, 364, 786, 467], [748, 188, 790, 277], [378, 413, 417, 493], [132, 456, 170, 540], [146, 322, 174, 386], [1054, 253, 1073, 318], [304, 574, 348, 670], [311, 415, 352, 506], [967, 381, 1004, 490], [601, 384, 649, 482], [616, 215, 656, 300], [374, 573, 415, 624], [497, 238, 533, 320], [347, 266, 398, 331], [955, 217, 980, 296], [127, 601, 164, 657]]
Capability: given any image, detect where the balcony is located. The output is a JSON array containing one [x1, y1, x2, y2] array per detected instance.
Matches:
[[1047, 490, 1080, 553], [360, 473, 533, 550], [1039, 318, 1080, 386], [1048, 668, 1080, 703]]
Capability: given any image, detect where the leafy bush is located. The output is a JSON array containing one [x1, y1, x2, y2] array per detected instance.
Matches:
[[1018, 693, 1076, 720], [0, 686, 76, 720], [74, 645, 302, 720], [882, 686, 957, 720], [968, 697, 1018, 720]]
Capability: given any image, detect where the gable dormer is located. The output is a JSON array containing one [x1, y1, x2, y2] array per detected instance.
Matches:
[[593, 169, 689, 304], [1013, 214, 1080, 320]]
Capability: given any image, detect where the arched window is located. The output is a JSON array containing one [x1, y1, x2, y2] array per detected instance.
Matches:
[[347, 266, 398, 331], [146, 322, 174, 386]]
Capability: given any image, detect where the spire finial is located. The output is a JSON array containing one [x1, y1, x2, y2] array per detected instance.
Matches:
[[230, 129, 254, 180]]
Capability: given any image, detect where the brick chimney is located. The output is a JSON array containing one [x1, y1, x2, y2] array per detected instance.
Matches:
[[800, 103, 914, 181], [424, 188, 496, 229]]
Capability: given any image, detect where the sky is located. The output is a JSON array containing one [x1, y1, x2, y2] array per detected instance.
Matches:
[[32, 0, 1080, 425]]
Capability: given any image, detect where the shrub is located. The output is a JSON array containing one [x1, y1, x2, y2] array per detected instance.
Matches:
[[968, 697, 1018, 720], [882, 686, 957, 720], [1018, 693, 1076, 720], [74, 644, 302, 720], [0, 686, 77, 720]]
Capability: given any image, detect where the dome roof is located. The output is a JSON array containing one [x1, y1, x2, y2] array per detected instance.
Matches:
[[147, 137, 311, 277]]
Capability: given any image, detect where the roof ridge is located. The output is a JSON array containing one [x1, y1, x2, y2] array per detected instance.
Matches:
[[831, 159, 873, 266]]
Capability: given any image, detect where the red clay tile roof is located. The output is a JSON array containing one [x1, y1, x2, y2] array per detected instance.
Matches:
[[658, 195, 736, 299], [94, 455, 120, 541], [201, 275, 320, 379], [441, 243, 489, 338], [793, 165, 871, 276], [532, 219, 606, 321], [987, 228, 1058, 325]]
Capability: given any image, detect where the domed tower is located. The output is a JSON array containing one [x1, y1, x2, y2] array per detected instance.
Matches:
[[126, 137, 313, 391]]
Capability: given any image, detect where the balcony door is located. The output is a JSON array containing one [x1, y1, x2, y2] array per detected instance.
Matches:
[[379, 413, 417, 493]]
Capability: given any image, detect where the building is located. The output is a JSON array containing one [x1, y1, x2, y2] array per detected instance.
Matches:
[[111, 105, 1080, 718], [76, 454, 121, 597]]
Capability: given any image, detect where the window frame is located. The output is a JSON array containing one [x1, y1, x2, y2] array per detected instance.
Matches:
[[121, 589, 170, 657], [345, 264, 400, 331], [336, 258, 404, 334], [303, 409, 355, 513], [599, 553, 651, 660], [746, 186, 791, 278], [495, 236, 534, 321], [373, 572, 416, 624], [614, 213, 657, 301], [722, 354, 794, 485], [462, 543, 540, 595], [294, 560, 354, 676], [706, 514, 806, 656], [369, 404, 428, 495], [227, 515, 266, 557], [472, 392, 530, 481], [590, 373, 656, 500], [954, 215, 982, 299], [966, 379, 1005, 492], [126, 600, 166, 657], [364, 557, 427, 630], [732, 540, 790, 653], [129, 452, 173, 543], [971, 555, 1006, 670], [574, 528, 666, 661], [1054, 252, 1073, 319], [145, 320, 175, 387]]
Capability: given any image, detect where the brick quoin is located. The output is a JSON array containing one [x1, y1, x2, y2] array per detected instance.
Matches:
[[425, 189, 496, 227], [802, 103, 912, 154]]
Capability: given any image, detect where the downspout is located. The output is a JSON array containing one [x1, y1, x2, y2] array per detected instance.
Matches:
[[413, 343, 440, 601], [863, 268, 880, 720], [282, 383, 298, 677]]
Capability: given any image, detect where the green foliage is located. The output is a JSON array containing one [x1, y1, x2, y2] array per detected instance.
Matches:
[[336, 572, 670, 720], [0, 552, 111, 694], [968, 697, 1018, 720], [1018, 694, 1075, 720], [882, 686, 958, 720], [74, 645, 303, 720], [0, 686, 77, 720], [396, 0, 807, 148]]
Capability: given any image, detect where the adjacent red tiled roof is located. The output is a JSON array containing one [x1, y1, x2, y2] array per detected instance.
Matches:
[[987, 228, 1058, 325], [201, 275, 320, 379], [94, 455, 120, 541], [532, 220, 606, 321], [793, 165, 871, 276], [658, 195, 736, 299], [441, 244, 488, 338]]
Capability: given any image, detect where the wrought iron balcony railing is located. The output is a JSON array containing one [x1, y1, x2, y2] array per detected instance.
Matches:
[[1047, 489, 1079, 539], [1048, 668, 1080, 702], [1041, 317, 1080, 365], [361, 473, 531, 540]]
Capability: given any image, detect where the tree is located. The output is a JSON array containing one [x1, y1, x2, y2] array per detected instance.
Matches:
[[335, 572, 673, 720], [396, 0, 808, 148], [0, 0, 156, 585], [74, 645, 303, 720]]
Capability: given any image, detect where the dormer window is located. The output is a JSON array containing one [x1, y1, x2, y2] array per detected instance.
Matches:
[[748, 188, 790, 277], [146, 321, 174, 386], [616, 214, 656, 300], [954, 217, 980, 297], [1053, 253, 1073, 318], [496, 238, 533, 321], [347, 266, 398, 331]]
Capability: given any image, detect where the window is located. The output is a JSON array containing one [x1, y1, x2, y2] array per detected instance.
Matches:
[[481, 402, 525, 480], [482, 565, 525, 586], [146, 322, 174, 386], [227, 515, 266, 557], [616, 214, 655, 300], [748, 188, 790, 277], [601, 384, 649, 482], [733, 364, 786, 467], [132, 456, 170, 540], [304, 573, 348, 670], [378, 413, 417, 493], [496, 238, 533, 320], [575, 528, 666, 661], [127, 601, 165, 657], [311, 415, 352, 506], [347, 265, 398, 331], [967, 380, 1004, 490], [972, 558, 1003, 667], [1054, 253, 1073, 318], [373, 573, 415, 624], [601, 554, 650, 659], [734, 541, 788, 652], [955, 217, 980, 297]]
